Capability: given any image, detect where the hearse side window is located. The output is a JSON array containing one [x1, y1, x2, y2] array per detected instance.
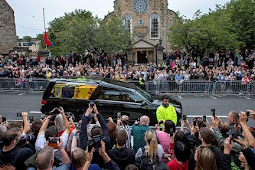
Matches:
[[99, 90, 123, 101], [49, 84, 75, 99], [122, 92, 143, 103]]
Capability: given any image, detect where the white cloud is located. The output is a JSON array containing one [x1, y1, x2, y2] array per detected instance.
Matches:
[[6, 0, 229, 38]]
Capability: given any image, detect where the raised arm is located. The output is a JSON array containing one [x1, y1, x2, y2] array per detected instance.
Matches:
[[99, 141, 120, 170], [71, 130, 79, 151], [22, 112, 30, 134], [93, 104, 108, 137], [57, 139, 70, 164], [38, 115, 55, 135], [235, 137, 255, 170], [240, 112, 255, 148], [80, 106, 93, 150], [59, 107, 71, 134]]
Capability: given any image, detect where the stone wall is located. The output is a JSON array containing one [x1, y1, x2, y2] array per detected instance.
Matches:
[[0, 0, 17, 55]]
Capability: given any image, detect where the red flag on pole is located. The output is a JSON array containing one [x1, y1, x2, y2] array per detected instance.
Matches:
[[44, 31, 53, 47]]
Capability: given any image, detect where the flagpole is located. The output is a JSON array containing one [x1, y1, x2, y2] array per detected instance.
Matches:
[[43, 8, 47, 50]]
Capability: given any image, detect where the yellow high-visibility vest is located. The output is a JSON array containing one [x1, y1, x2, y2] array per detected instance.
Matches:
[[139, 78, 144, 85]]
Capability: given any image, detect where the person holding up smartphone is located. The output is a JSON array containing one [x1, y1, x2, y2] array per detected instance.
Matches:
[[35, 108, 71, 157]]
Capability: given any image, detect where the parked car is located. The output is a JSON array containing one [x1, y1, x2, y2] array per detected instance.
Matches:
[[41, 77, 182, 125]]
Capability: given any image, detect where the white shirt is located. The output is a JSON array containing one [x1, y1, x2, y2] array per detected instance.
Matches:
[[35, 132, 69, 152]]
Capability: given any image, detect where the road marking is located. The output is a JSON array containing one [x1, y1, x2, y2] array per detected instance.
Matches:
[[178, 95, 183, 99], [210, 96, 217, 100], [29, 111, 42, 114], [18, 93, 26, 96], [237, 95, 251, 100], [186, 115, 228, 118], [243, 96, 251, 100]]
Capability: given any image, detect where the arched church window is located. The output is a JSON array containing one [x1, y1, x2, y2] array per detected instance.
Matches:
[[124, 14, 132, 33], [150, 13, 160, 39]]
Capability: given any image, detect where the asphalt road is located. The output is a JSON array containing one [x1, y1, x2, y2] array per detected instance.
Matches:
[[0, 91, 254, 126]]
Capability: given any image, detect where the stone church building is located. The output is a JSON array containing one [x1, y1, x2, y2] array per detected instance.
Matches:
[[107, 0, 176, 64], [0, 0, 17, 55]]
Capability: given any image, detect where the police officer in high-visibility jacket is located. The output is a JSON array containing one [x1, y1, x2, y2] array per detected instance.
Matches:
[[139, 74, 146, 90], [156, 95, 177, 126]]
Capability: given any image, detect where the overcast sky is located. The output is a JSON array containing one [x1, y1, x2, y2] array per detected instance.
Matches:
[[6, 0, 229, 38]]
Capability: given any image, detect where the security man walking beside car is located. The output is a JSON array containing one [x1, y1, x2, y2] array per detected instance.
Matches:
[[156, 95, 177, 126], [139, 74, 146, 90]]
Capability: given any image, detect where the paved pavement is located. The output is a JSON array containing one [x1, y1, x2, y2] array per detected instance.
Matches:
[[0, 91, 254, 126]]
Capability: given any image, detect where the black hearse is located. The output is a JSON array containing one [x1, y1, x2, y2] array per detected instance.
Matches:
[[41, 77, 182, 124]]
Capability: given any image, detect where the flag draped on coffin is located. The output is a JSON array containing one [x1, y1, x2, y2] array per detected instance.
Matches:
[[44, 31, 54, 47]]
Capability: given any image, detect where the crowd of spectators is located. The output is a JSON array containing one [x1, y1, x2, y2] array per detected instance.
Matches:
[[0, 50, 255, 82], [0, 105, 254, 170]]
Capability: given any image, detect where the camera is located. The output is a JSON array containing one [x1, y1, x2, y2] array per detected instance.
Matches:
[[88, 135, 105, 151], [90, 102, 95, 108], [50, 108, 60, 115], [17, 113, 22, 117], [182, 115, 187, 121], [48, 137, 60, 149], [246, 111, 250, 117]]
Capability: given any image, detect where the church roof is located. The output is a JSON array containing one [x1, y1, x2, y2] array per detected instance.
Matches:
[[133, 39, 156, 49]]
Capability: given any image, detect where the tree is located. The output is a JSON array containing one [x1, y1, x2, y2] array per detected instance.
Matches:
[[22, 36, 32, 42], [45, 9, 132, 56], [95, 15, 133, 54], [47, 9, 98, 55], [36, 34, 44, 50], [228, 0, 255, 50], [169, 4, 241, 57]]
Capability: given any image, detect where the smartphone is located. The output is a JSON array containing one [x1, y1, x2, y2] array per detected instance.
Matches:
[[211, 109, 216, 118], [29, 116, 34, 122], [183, 115, 187, 121], [158, 120, 164, 125], [17, 113, 22, 117], [193, 120, 196, 126], [48, 137, 60, 149], [203, 116, 207, 122], [75, 123, 81, 130], [41, 115, 47, 120], [90, 102, 95, 108], [51, 108, 60, 115], [117, 112, 121, 119]]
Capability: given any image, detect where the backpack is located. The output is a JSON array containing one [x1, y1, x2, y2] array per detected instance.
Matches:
[[0, 149, 23, 170], [136, 147, 159, 170]]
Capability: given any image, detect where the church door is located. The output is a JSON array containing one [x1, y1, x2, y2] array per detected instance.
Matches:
[[137, 51, 148, 63]]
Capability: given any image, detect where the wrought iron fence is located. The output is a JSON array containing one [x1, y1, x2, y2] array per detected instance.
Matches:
[[0, 78, 254, 95]]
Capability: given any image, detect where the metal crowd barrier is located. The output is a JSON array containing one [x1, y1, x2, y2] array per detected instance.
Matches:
[[0, 78, 254, 96], [0, 78, 49, 92], [128, 80, 255, 96]]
